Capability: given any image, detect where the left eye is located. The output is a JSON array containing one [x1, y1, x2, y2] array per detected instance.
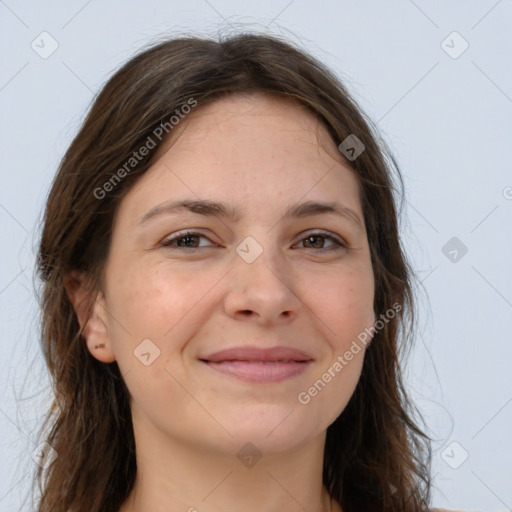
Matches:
[[296, 233, 345, 250]]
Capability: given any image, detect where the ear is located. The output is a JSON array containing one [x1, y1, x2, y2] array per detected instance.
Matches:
[[64, 271, 116, 363]]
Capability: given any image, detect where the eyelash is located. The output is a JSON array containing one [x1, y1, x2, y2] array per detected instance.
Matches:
[[160, 230, 347, 252]]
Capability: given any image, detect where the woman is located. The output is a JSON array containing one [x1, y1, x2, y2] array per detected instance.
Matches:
[[34, 32, 437, 512]]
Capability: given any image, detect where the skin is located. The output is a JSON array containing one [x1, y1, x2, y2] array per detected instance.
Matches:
[[66, 93, 376, 512]]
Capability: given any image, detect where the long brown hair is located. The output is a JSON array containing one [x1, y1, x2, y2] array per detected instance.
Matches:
[[34, 32, 432, 511]]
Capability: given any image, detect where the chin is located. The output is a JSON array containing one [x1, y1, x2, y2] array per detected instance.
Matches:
[[219, 410, 323, 453]]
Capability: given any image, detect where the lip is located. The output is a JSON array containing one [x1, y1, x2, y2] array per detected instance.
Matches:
[[199, 345, 314, 383], [201, 360, 312, 383], [200, 345, 314, 363]]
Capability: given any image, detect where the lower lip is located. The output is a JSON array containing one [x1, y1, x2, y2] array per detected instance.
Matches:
[[201, 360, 312, 383]]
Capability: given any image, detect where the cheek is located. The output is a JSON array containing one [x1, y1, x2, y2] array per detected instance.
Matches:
[[103, 264, 216, 402], [105, 262, 222, 359], [302, 265, 375, 347], [296, 268, 372, 422], [110, 265, 185, 326]]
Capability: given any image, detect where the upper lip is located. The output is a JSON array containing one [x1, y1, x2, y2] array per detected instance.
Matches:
[[200, 345, 314, 363]]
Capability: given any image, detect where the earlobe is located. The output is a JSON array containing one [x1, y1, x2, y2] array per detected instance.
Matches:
[[64, 271, 117, 363], [85, 293, 117, 363]]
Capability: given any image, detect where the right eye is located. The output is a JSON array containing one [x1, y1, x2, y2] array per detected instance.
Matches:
[[160, 230, 217, 249]]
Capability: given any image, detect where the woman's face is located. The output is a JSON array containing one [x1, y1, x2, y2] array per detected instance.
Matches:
[[95, 93, 375, 455]]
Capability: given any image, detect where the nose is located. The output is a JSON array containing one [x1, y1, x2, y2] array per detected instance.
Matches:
[[223, 239, 302, 325]]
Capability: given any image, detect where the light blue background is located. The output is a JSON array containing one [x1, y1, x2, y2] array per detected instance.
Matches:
[[1, 1, 511, 510]]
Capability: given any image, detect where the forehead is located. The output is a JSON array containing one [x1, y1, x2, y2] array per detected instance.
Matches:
[[116, 93, 363, 226], [152, 92, 346, 166]]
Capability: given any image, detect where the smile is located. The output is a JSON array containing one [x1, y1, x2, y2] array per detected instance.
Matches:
[[201, 360, 312, 383]]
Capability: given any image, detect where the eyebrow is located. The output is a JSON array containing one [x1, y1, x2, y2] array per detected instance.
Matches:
[[138, 199, 364, 230]]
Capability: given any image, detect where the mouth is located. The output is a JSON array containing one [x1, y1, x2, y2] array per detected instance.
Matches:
[[200, 359, 312, 383], [198, 345, 314, 383]]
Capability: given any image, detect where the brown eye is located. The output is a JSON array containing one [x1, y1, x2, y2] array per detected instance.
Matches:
[[161, 231, 214, 249], [175, 234, 200, 247], [297, 232, 346, 251]]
